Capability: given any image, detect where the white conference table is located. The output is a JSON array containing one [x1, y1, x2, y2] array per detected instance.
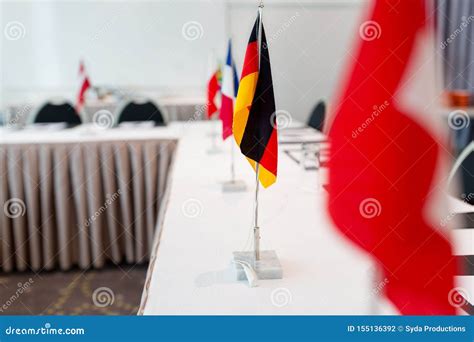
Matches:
[[139, 121, 399, 315]]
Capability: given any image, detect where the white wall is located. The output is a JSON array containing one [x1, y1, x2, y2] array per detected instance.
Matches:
[[1, 0, 368, 122], [229, 0, 367, 122]]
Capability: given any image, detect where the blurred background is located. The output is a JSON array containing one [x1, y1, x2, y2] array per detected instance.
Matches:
[[0, 0, 364, 123]]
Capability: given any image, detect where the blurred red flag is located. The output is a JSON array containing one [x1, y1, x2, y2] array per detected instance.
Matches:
[[327, 0, 457, 314], [76, 60, 91, 113], [206, 68, 221, 119]]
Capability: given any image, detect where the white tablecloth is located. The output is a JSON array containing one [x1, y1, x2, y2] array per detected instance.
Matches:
[[139, 122, 398, 315], [139, 121, 471, 315], [0, 125, 177, 272]]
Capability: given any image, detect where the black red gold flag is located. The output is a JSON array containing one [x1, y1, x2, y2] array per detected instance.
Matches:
[[233, 15, 277, 188]]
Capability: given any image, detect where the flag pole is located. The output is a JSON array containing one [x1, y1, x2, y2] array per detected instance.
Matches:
[[212, 119, 218, 148], [230, 139, 236, 183], [230, 36, 236, 184], [253, 1, 264, 261]]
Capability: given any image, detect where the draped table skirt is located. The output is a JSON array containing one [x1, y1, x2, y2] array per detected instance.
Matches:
[[0, 138, 176, 272]]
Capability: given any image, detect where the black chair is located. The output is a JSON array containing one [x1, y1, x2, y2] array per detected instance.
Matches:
[[449, 141, 474, 205], [33, 102, 82, 126], [117, 100, 166, 126], [307, 101, 326, 132]]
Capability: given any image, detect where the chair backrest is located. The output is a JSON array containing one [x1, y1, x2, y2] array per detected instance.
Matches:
[[307, 101, 326, 132], [117, 100, 166, 126], [33, 102, 82, 125], [449, 141, 474, 204]]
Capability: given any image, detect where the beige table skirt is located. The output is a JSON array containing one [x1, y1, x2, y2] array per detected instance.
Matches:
[[0, 139, 176, 272]]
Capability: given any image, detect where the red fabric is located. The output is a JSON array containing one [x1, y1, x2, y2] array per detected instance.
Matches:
[[76, 76, 90, 113], [240, 41, 258, 79], [220, 94, 233, 140], [259, 129, 278, 175], [206, 71, 220, 119], [327, 0, 456, 314], [78, 61, 85, 76]]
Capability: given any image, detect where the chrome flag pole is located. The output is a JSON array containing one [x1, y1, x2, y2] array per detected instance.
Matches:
[[253, 1, 264, 261], [230, 139, 236, 183], [223, 132, 246, 193], [222, 38, 246, 193], [254, 164, 260, 260], [232, 0, 281, 283]]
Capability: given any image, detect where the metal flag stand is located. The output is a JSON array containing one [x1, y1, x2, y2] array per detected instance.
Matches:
[[222, 139, 247, 192], [253, 163, 261, 259], [253, 1, 264, 262], [233, 1, 282, 282], [206, 50, 222, 154], [207, 118, 222, 154]]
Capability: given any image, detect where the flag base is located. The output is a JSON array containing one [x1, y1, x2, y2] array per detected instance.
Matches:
[[206, 146, 222, 154], [233, 250, 282, 280], [206, 131, 218, 137], [222, 180, 247, 192]]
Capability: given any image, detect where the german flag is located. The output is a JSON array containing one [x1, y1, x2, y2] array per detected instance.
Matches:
[[233, 14, 277, 188]]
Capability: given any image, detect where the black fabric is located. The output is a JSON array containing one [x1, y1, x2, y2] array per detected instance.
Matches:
[[460, 150, 474, 205], [307, 101, 326, 132], [117, 101, 165, 126], [34, 102, 81, 125], [456, 255, 474, 276], [240, 21, 276, 162], [248, 14, 258, 44], [451, 213, 474, 229]]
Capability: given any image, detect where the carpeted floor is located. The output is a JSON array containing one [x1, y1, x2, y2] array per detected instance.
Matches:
[[0, 264, 147, 315]]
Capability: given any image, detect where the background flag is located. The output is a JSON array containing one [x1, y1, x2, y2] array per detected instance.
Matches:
[[219, 39, 239, 140], [206, 67, 221, 119], [233, 14, 277, 188], [327, 0, 457, 314], [76, 60, 91, 113]]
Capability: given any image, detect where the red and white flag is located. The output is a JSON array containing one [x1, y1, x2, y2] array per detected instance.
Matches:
[[206, 69, 221, 119], [327, 0, 458, 314], [206, 52, 221, 119], [76, 60, 91, 113]]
